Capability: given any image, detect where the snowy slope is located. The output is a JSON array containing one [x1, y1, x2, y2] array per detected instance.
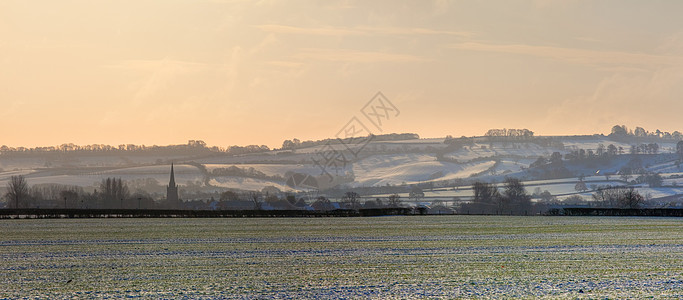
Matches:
[[352, 154, 495, 186]]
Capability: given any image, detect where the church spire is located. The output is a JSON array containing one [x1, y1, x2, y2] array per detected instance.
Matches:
[[169, 163, 176, 187], [167, 163, 179, 208]]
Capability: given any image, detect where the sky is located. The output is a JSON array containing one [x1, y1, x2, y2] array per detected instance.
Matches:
[[2, 0, 683, 149]]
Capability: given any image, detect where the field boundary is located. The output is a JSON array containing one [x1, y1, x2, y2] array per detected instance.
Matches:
[[0, 208, 414, 219], [555, 207, 683, 217]]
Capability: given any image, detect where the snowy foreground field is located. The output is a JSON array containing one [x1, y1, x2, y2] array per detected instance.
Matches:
[[1, 217, 682, 299]]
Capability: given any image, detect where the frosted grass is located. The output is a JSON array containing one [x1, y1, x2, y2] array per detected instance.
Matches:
[[0, 216, 681, 298]]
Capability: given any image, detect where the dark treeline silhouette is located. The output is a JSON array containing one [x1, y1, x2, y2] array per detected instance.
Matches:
[[1, 133, 422, 158], [2, 173, 416, 213], [484, 128, 534, 138], [556, 208, 683, 217], [591, 186, 644, 209], [454, 178, 661, 215], [0, 140, 268, 157], [459, 178, 533, 215], [281, 133, 419, 150], [0, 207, 414, 219], [5, 173, 679, 216], [2, 175, 159, 210], [609, 125, 683, 140]]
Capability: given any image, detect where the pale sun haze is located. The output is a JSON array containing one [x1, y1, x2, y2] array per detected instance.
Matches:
[[2, 1, 683, 148]]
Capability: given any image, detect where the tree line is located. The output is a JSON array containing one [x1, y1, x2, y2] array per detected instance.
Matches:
[[3, 175, 158, 209], [610, 125, 683, 140], [0, 140, 270, 156], [459, 178, 650, 215], [212, 189, 404, 211], [281, 133, 420, 150], [1, 133, 423, 157], [484, 128, 534, 138], [459, 178, 533, 215]]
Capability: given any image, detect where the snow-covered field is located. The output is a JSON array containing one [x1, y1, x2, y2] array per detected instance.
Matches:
[[209, 177, 293, 192], [204, 163, 320, 177], [561, 138, 632, 152], [1, 217, 680, 298], [0, 164, 204, 188], [352, 154, 495, 186], [444, 142, 555, 162], [0, 169, 36, 182], [649, 161, 683, 173]]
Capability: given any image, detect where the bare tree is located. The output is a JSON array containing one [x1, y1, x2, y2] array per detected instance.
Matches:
[[575, 181, 588, 193], [409, 186, 424, 202], [607, 144, 618, 156], [620, 187, 643, 209], [248, 191, 262, 210], [387, 194, 401, 208], [99, 178, 129, 208], [596, 144, 605, 156], [501, 177, 532, 215], [6, 175, 29, 208], [460, 181, 500, 214], [610, 125, 628, 136], [220, 190, 240, 202], [311, 196, 334, 211], [634, 126, 647, 137], [592, 186, 643, 208], [341, 191, 360, 209]]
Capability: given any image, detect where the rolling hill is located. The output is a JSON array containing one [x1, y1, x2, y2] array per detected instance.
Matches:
[[1, 133, 682, 205]]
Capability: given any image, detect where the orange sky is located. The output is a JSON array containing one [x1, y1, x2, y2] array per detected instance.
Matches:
[[2, 1, 683, 148]]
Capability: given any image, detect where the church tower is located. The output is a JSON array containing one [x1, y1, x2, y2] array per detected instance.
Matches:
[[167, 163, 180, 208]]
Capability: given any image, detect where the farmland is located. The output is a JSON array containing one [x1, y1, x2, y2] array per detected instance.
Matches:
[[2, 134, 683, 210], [1, 216, 681, 298]]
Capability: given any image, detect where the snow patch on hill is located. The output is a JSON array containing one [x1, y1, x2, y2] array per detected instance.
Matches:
[[352, 154, 495, 186], [204, 164, 320, 177], [209, 177, 292, 192]]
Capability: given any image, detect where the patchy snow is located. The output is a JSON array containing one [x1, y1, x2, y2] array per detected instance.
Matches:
[[352, 154, 495, 186], [561, 139, 631, 152], [0, 165, 203, 187], [204, 163, 320, 177], [96, 164, 200, 175], [2, 136, 683, 194], [638, 187, 683, 199], [6, 172, 203, 188], [491, 159, 534, 175], [0, 169, 37, 182], [444, 143, 556, 162], [648, 161, 683, 173], [209, 177, 294, 192], [11, 174, 103, 187]]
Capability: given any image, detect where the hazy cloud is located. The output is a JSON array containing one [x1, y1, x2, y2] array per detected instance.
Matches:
[[255, 24, 364, 36], [450, 41, 683, 69], [257, 24, 473, 38], [294, 48, 429, 63], [105, 59, 209, 71]]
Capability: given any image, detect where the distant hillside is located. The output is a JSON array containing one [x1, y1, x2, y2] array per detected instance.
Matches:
[[2, 127, 683, 206]]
